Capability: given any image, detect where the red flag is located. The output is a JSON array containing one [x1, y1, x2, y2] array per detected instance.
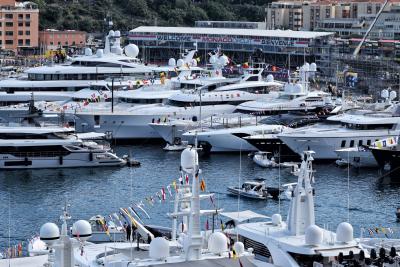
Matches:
[[185, 174, 189, 184], [161, 188, 166, 201]]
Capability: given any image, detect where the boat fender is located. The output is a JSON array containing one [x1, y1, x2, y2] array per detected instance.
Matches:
[[89, 152, 93, 161]]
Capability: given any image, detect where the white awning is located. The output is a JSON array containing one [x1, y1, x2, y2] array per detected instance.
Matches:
[[220, 210, 269, 223]]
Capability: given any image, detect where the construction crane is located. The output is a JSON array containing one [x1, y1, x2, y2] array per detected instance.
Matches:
[[353, 0, 389, 57]]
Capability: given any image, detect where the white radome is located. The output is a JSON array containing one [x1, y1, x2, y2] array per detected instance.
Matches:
[[208, 232, 228, 255], [390, 90, 397, 100], [72, 220, 92, 241], [181, 148, 198, 172], [271, 214, 282, 225], [96, 49, 104, 58], [177, 59, 184, 67], [149, 237, 170, 259], [233, 242, 245, 255], [310, 62, 317, 72], [40, 222, 60, 245], [209, 55, 218, 64], [336, 222, 353, 243], [114, 30, 121, 37], [218, 55, 229, 66], [84, 48, 92, 56], [168, 58, 176, 67], [381, 89, 389, 99], [124, 44, 139, 58], [266, 74, 274, 82], [305, 225, 323, 246], [108, 30, 115, 37]]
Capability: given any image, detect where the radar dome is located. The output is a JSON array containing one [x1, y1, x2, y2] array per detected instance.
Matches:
[[176, 59, 184, 67], [390, 91, 397, 100], [233, 242, 245, 255], [294, 83, 303, 93], [96, 49, 104, 58], [303, 62, 310, 71], [272, 214, 282, 225], [208, 232, 228, 255], [218, 55, 229, 66], [124, 44, 139, 58], [305, 225, 323, 246], [40, 222, 60, 245], [84, 48, 93, 56], [108, 30, 115, 37], [181, 148, 198, 172], [266, 74, 274, 82], [381, 89, 389, 99], [72, 220, 92, 242], [114, 30, 121, 37], [209, 55, 218, 64], [310, 63, 317, 72], [168, 58, 176, 67], [149, 237, 169, 259], [336, 222, 353, 243]]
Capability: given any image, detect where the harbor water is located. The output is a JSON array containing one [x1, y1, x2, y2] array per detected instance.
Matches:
[[0, 144, 399, 251]]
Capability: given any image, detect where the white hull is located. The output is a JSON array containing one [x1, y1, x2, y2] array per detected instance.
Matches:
[[149, 121, 197, 144], [335, 147, 378, 168], [196, 133, 257, 152], [0, 152, 125, 169], [76, 105, 235, 139], [279, 130, 400, 160]]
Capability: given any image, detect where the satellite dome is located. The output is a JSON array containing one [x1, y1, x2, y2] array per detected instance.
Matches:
[[390, 90, 397, 100], [96, 49, 104, 58], [303, 62, 310, 71], [72, 220, 92, 242], [108, 30, 115, 37], [168, 58, 176, 67], [381, 89, 389, 99], [114, 30, 121, 37], [233, 242, 245, 255], [310, 63, 317, 72], [177, 59, 184, 67], [40, 222, 60, 245], [209, 55, 218, 64], [271, 214, 282, 225], [84, 48, 92, 56], [218, 55, 229, 66], [149, 237, 169, 259], [305, 225, 323, 246], [266, 74, 274, 82], [294, 83, 303, 93], [181, 148, 198, 172], [124, 44, 139, 58], [208, 232, 228, 255], [336, 222, 353, 243]]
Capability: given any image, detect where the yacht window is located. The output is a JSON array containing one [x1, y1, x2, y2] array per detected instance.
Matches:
[[246, 76, 259, 82], [350, 140, 355, 147], [358, 140, 363, 146], [367, 140, 371, 146], [94, 115, 100, 126], [341, 140, 346, 148]]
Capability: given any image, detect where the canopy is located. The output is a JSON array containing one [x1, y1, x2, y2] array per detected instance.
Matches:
[[220, 210, 269, 223]]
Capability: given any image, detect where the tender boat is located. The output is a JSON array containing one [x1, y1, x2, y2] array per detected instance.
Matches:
[[335, 145, 378, 168], [227, 180, 281, 200], [252, 151, 278, 168]]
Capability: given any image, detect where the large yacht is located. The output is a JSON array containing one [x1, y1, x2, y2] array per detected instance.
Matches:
[[0, 126, 125, 169], [278, 106, 400, 160]]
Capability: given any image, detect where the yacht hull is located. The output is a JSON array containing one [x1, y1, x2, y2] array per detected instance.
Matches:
[[195, 133, 258, 153], [279, 133, 400, 160], [335, 147, 378, 168], [0, 153, 125, 169], [371, 147, 400, 171], [244, 137, 300, 161]]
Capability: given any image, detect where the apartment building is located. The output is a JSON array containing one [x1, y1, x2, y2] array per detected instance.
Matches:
[[39, 29, 87, 52], [0, 0, 39, 53]]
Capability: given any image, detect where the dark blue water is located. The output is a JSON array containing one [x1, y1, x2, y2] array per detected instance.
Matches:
[[1, 144, 399, 252]]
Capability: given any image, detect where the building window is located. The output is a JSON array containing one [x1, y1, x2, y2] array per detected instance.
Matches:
[[5, 14, 13, 19], [25, 22, 30, 27], [18, 30, 23, 35], [5, 31, 13, 36], [5, 40, 13, 45], [25, 30, 30, 35], [18, 14, 23, 19], [25, 39, 30, 45], [65, 41, 68, 45], [26, 14, 30, 19], [58, 41, 61, 45], [5, 22, 13, 27], [0, 31, 2, 36], [18, 39, 23, 45], [18, 22, 23, 27], [50, 41, 53, 45]]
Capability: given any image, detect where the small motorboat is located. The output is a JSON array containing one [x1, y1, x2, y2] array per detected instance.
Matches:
[[253, 151, 299, 169], [227, 180, 282, 200], [163, 141, 189, 151]]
